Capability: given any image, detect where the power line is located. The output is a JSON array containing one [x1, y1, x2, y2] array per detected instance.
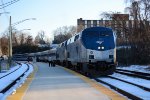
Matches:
[[1, 0, 9, 21], [0, 0, 20, 9], [0, 0, 18, 6], [0, 0, 24, 37], [0, 0, 21, 32]]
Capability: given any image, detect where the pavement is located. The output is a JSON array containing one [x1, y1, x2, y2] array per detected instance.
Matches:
[[7, 62, 126, 100], [22, 62, 110, 100]]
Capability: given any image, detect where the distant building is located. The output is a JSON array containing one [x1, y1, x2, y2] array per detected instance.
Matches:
[[77, 14, 129, 32], [77, 18, 111, 32], [112, 14, 129, 21]]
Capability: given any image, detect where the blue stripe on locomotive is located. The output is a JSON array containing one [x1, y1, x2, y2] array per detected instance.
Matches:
[[81, 27, 115, 51]]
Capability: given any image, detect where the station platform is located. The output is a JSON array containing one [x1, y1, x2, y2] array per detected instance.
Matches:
[[7, 62, 126, 100]]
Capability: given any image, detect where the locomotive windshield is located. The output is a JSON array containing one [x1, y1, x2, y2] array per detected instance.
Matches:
[[84, 30, 113, 37], [81, 27, 115, 51]]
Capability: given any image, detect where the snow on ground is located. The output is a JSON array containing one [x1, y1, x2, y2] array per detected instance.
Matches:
[[117, 65, 150, 73], [97, 65, 150, 100], [98, 77, 150, 100], [111, 73, 150, 88], [0, 63, 33, 100], [0, 65, 20, 77], [0, 64, 27, 91]]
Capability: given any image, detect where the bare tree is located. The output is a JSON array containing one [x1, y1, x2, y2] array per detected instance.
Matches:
[[34, 30, 47, 44], [0, 35, 8, 55], [34, 35, 40, 45], [12, 32, 18, 46], [100, 11, 121, 20], [19, 33, 26, 45], [52, 26, 77, 44], [124, 0, 150, 64], [125, 0, 150, 20], [25, 35, 33, 45]]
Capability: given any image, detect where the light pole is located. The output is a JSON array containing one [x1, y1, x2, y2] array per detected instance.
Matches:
[[8, 16, 12, 69], [8, 17, 36, 69], [13, 28, 31, 33], [12, 18, 36, 26]]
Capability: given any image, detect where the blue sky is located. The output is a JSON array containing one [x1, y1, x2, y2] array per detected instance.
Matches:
[[0, 0, 126, 39]]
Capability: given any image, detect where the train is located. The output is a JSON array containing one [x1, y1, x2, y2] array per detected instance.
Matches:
[[28, 27, 117, 76]]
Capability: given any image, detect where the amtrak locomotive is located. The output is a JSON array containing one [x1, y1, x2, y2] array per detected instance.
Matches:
[[28, 27, 116, 76], [56, 27, 116, 75]]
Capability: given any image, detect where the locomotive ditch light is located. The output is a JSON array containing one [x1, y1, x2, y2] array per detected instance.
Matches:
[[98, 47, 100, 49], [109, 55, 113, 59]]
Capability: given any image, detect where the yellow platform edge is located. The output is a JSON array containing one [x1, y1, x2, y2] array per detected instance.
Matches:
[[7, 63, 38, 100]]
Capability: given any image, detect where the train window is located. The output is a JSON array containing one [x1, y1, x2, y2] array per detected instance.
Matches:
[[76, 46, 78, 53], [100, 33, 110, 36], [56, 53, 59, 58], [68, 39, 71, 44], [100, 31, 113, 36], [67, 52, 70, 58], [74, 35, 79, 41], [65, 41, 67, 46], [61, 43, 64, 47], [65, 41, 67, 48]]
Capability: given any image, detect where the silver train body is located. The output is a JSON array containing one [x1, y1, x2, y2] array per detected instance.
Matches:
[[28, 27, 116, 75], [28, 48, 56, 62]]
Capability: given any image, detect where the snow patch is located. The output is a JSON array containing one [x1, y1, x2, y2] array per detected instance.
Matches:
[[0, 63, 33, 100], [117, 65, 150, 73]]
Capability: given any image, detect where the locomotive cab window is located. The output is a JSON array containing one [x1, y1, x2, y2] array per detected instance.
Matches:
[[99, 31, 113, 37], [74, 35, 79, 41], [61, 43, 64, 47], [65, 41, 67, 48], [65, 41, 67, 46]]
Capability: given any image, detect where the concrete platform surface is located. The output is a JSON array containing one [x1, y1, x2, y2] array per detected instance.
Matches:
[[22, 62, 110, 100]]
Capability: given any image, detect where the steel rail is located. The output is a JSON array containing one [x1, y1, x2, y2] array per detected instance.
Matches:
[[0, 62, 22, 79], [115, 70, 150, 80], [116, 69, 150, 76], [108, 76, 150, 92]]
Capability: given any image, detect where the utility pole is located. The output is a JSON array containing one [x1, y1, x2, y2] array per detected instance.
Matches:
[[8, 16, 12, 69]]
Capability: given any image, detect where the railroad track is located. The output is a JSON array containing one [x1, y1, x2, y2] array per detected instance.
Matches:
[[115, 69, 150, 80], [94, 75, 150, 100], [94, 78, 143, 100], [0, 63, 30, 94], [107, 76, 150, 92], [0, 63, 22, 79]]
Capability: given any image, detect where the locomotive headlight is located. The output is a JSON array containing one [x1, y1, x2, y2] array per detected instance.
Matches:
[[101, 46, 104, 49], [98, 46, 104, 50]]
